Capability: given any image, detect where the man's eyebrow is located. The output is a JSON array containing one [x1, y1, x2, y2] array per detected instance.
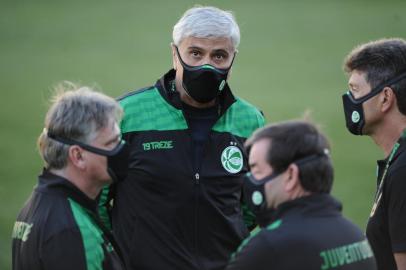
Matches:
[[187, 46, 205, 51], [211, 49, 229, 55]]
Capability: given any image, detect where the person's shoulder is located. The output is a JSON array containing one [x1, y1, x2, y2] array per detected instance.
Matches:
[[118, 84, 187, 133], [228, 225, 280, 268], [242, 220, 284, 250], [215, 97, 265, 137], [41, 195, 76, 225], [250, 219, 285, 247], [117, 85, 170, 119], [233, 97, 264, 119], [117, 85, 158, 104], [16, 192, 78, 243], [320, 213, 368, 244], [391, 147, 406, 169], [387, 150, 406, 185], [20, 188, 70, 217]]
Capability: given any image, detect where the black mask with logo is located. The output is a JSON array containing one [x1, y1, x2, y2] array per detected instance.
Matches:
[[175, 46, 235, 103], [47, 131, 130, 182], [242, 172, 280, 218], [243, 152, 329, 225], [342, 71, 406, 135]]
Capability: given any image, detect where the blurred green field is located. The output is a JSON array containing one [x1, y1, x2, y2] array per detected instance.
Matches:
[[1, 0, 406, 268]]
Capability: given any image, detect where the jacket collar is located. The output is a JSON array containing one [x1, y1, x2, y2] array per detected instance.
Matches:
[[391, 131, 406, 162], [155, 69, 237, 116], [36, 168, 98, 213], [377, 130, 406, 168], [270, 194, 342, 222]]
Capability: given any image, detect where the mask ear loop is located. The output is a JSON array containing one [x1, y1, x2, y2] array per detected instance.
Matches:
[[227, 52, 237, 70], [292, 133, 331, 191], [293, 131, 330, 167], [249, 171, 283, 186], [46, 128, 125, 156], [174, 45, 189, 69], [355, 71, 406, 104]]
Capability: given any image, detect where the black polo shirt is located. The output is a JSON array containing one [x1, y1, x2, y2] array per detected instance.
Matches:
[[366, 135, 406, 270], [12, 169, 124, 270], [182, 101, 219, 170], [226, 194, 377, 270]]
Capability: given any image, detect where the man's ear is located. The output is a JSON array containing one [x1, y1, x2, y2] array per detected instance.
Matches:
[[381, 87, 396, 113], [284, 163, 300, 192], [68, 145, 86, 169]]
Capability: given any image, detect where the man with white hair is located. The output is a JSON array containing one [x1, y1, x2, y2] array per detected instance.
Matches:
[[102, 6, 264, 270], [12, 82, 128, 270]]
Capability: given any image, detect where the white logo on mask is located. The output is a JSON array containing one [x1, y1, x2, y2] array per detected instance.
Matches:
[[351, 111, 360, 123]]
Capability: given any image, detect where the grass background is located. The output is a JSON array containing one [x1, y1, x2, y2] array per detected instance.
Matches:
[[1, 0, 405, 268]]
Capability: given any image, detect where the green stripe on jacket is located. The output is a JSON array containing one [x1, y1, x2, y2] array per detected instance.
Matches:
[[69, 198, 105, 270], [119, 87, 188, 133], [119, 87, 265, 138]]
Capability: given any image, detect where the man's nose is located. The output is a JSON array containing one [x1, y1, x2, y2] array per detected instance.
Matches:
[[199, 56, 215, 67]]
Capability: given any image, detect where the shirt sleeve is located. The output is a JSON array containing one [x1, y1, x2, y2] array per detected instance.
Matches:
[[226, 233, 276, 270], [386, 165, 406, 252], [41, 229, 87, 270]]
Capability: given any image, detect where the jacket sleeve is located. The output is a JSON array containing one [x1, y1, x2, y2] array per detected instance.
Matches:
[[41, 229, 87, 270], [226, 232, 275, 270]]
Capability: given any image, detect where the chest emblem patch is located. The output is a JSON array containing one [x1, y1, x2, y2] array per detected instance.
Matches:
[[221, 146, 243, 173]]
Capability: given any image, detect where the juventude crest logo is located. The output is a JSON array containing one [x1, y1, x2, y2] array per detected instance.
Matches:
[[221, 146, 243, 173]]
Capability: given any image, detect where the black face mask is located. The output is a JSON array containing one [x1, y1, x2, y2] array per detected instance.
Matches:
[[243, 152, 329, 224], [342, 71, 406, 135], [47, 132, 129, 182], [175, 46, 235, 103], [242, 172, 280, 217]]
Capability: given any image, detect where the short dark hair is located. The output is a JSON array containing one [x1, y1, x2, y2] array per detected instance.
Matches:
[[344, 38, 406, 115], [245, 120, 333, 193]]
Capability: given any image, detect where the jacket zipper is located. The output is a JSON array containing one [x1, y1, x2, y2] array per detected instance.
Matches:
[[182, 104, 218, 270], [194, 171, 201, 268], [193, 136, 212, 270], [195, 173, 200, 184], [181, 108, 203, 269]]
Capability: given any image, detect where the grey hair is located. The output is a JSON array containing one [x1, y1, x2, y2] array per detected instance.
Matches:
[[173, 6, 240, 49], [37, 81, 123, 169]]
